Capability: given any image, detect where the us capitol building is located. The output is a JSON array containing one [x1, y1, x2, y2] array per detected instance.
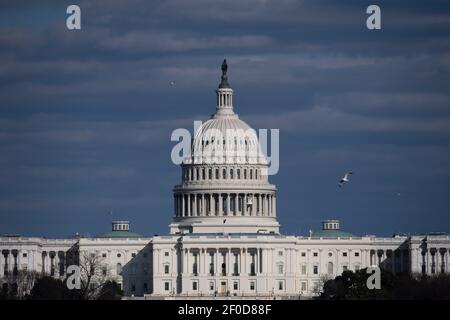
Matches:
[[1, 61, 449, 299]]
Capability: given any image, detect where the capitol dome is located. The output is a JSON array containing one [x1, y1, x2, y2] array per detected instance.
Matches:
[[170, 60, 279, 235], [188, 61, 267, 166]]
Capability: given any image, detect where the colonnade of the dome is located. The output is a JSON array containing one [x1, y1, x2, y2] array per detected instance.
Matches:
[[182, 165, 267, 183], [173, 192, 276, 217]]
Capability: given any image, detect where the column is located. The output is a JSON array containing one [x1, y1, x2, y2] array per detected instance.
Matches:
[[273, 195, 276, 217], [215, 249, 219, 275], [193, 194, 197, 216], [218, 194, 223, 216], [243, 249, 247, 274], [260, 248, 263, 273], [202, 194, 206, 216], [238, 193, 244, 216], [183, 249, 188, 273], [211, 194, 216, 216], [187, 194, 191, 216], [244, 194, 248, 216], [255, 250, 258, 274], [54, 254, 60, 277], [226, 193, 230, 216], [259, 194, 266, 216], [182, 194, 185, 217], [258, 195, 261, 216], [202, 249, 206, 275], [240, 249, 244, 275], [227, 250, 231, 275], [264, 195, 267, 216]]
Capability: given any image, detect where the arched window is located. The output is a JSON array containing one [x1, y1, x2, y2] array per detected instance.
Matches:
[[255, 169, 258, 179], [216, 168, 219, 179], [209, 169, 212, 179], [117, 263, 122, 275], [244, 169, 247, 179], [237, 169, 241, 179], [250, 169, 253, 179], [327, 262, 334, 275], [230, 169, 234, 179], [223, 168, 227, 179], [202, 169, 205, 180]]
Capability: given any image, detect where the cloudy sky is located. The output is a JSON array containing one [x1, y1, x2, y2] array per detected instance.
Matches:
[[0, 0, 449, 238]]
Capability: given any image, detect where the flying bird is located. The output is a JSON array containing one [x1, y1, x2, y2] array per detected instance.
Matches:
[[339, 172, 353, 187], [170, 80, 176, 86]]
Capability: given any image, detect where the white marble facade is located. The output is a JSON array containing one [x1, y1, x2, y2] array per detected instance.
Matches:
[[1, 61, 449, 298]]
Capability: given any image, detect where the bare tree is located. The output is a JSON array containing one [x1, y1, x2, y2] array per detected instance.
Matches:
[[313, 274, 333, 296], [1, 270, 39, 299], [78, 251, 111, 300]]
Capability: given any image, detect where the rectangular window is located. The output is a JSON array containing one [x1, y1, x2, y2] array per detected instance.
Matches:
[[355, 265, 360, 271], [313, 265, 318, 274], [278, 264, 283, 274], [23, 253, 27, 258], [209, 281, 214, 291], [343, 252, 348, 257], [102, 253, 107, 258], [278, 251, 283, 256], [355, 252, 360, 257], [164, 265, 170, 274], [313, 252, 318, 257], [143, 283, 148, 292], [250, 281, 255, 290], [164, 282, 170, 291], [301, 265, 307, 275], [132, 253, 136, 258], [192, 282, 198, 291], [301, 252, 306, 257], [301, 282, 307, 291], [193, 262, 198, 275], [313, 282, 319, 291], [131, 283, 136, 292], [278, 281, 284, 290], [233, 281, 238, 290], [343, 265, 348, 272]]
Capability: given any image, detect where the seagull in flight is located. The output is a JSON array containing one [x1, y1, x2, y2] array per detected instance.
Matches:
[[170, 80, 176, 86], [339, 172, 353, 187]]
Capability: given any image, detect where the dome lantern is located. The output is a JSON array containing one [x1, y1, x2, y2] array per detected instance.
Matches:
[[215, 59, 234, 116]]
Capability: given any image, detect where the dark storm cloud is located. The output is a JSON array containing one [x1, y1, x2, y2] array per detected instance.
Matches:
[[0, 0, 449, 237]]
